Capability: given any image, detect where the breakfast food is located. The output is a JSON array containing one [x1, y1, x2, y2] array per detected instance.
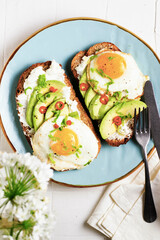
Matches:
[[16, 60, 101, 171], [71, 42, 148, 146]]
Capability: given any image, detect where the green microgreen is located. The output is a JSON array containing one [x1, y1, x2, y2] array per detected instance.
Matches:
[[24, 87, 32, 95], [115, 103, 133, 126], [90, 55, 98, 61], [72, 145, 82, 158], [90, 68, 95, 73], [84, 160, 92, 166], [89, 79, 99, 89], [63, 142, 68, 150], [60, 115, 68, 130], [48, 134, 60, 142], [96, 68, 114, 83], [112, 91, 122, 101], [108, 56, 116, 60], [17, 102, 23, 107], [52, 110, 61, 123], [45, 93, 50, 98], [48, 154, 55, 164], [37, 74, 47, 88], [36, 93, 44, 102]]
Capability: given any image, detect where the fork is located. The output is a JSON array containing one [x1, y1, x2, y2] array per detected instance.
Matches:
[[134, 107, 157, 223]]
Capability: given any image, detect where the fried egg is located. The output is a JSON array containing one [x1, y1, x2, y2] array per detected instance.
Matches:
[[88, 51, 149, 99], [31, 116, 99, 171]]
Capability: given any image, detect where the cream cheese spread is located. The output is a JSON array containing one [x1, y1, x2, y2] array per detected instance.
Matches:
[[16, 60, 80, 131]]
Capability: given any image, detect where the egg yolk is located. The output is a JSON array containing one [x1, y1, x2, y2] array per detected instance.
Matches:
[[96, 52, 126, 79], [50, 128, 79, 156]]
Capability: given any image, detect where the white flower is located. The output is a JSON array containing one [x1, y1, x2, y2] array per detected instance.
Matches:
[[0, 151, 55, 240]]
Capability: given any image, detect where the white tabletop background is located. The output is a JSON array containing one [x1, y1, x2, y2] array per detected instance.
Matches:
[[0, 0, 160, 239]]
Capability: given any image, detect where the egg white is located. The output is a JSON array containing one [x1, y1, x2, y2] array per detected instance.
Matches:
[[89, 51, 149, 99], [31, 116, 99, 171]]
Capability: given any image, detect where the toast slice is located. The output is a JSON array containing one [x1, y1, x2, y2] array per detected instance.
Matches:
[[71, 42, 148, 146], [16, 60, 101, 171]]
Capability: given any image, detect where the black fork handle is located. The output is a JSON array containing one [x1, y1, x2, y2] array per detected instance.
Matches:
[[142, 147, 157, 223]]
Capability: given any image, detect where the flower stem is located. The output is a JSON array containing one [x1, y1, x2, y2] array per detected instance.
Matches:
[[15, 229, 23, 240]]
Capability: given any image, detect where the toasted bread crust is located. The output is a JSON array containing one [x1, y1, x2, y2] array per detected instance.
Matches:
[[16, 61, 101, 160], [71, 42, 120, 80], [106, 134, 133, 147], [86, 42, 120, 56], [71, 42, 135, 147], [71, 51, 86, 79], [16, 62, 52, 145], [16, 61, 51, 97]]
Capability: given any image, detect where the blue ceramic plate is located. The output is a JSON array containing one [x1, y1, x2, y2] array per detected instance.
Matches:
[[0, 18, 159, 187]]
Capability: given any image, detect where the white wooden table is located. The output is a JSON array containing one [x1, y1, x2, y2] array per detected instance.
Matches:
[[0, 0, 160, 239]]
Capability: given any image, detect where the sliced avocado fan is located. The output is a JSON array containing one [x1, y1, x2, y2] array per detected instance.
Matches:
[[33, 92, 63, 131], [26, 80, 65, 128], [99, 100, 147, 140]]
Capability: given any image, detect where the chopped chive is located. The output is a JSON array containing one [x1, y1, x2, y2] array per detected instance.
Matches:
[[17, 102, 23, 107], [24, 87, 32, 94], [108, 56, 116, 60], [76, 153, 79, 158], [84, 160, 92, 166], [90, 55, 98, 61], [48, 154, 55, 164]]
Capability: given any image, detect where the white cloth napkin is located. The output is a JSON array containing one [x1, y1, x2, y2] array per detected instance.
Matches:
[[87, 149, 160, 240]]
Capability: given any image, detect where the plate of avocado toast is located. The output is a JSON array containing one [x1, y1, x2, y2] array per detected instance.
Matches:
[[0, 18, 160, 187]]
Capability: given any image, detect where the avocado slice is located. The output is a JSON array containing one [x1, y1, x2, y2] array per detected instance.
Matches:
[[79, 71, 88, 97], [84, 86, 96, 108], [89, 94, 116, 120], [89, 94, 101, 120], [45, 99, 69, 121], [33, 92, 63, 131], [99, 100, 147, 140], [26, 80, 65, 127]]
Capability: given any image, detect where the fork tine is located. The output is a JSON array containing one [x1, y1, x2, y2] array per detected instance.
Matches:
[[134, 108, 137, 135], [143, 107, 145, 133], [138, 107, 141, 132]]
